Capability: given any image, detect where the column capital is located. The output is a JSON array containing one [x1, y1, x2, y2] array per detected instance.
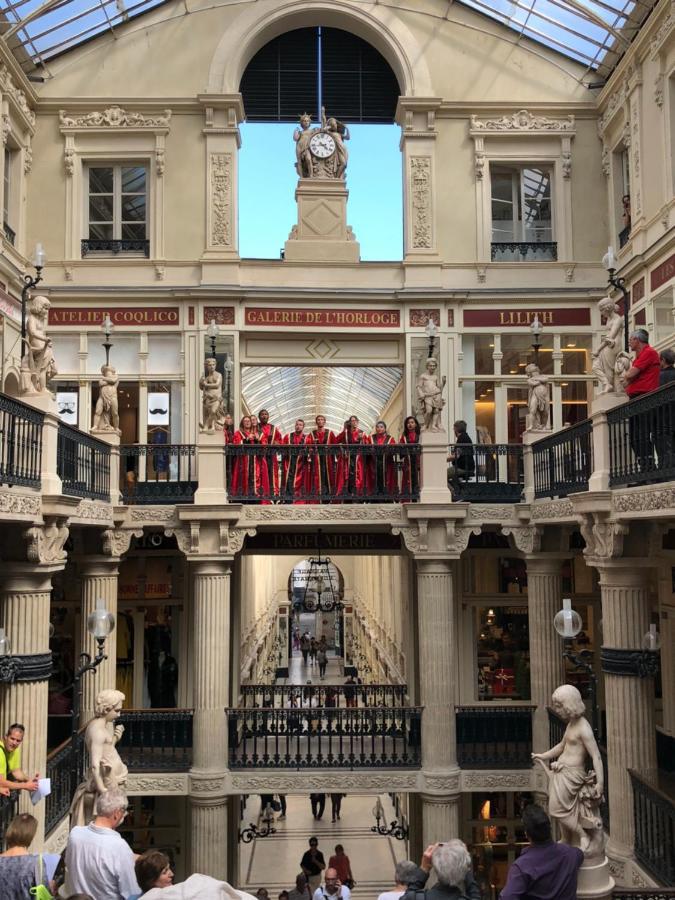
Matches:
[[190, 558, 233, 576], [0, 563, 60, 593], [75, 555, 121, 576], [524, 554, 567, 574], [415, 558, 454, 574], [596, 562, 654, 587]]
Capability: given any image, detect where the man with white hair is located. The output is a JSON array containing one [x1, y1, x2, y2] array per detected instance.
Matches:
[[378, 859, 419, 900], [65, 787, 140, 900], [401, 840, 480, 900]]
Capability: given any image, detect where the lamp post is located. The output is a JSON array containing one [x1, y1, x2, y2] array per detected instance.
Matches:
[[371, 796, 409, 840], [21, 243, 46, 359], [425, 317, 438, 358], [206, 318, 219, 359], [101, 313, 114, 366], [602, 246, 630, 352], [530, 314, 543, 366], [224, 354, 233, 412], [553, 598, 599, 739], [69, 600, 115, 794]]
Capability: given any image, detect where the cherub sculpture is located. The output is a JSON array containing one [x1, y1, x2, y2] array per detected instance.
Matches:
[[525, 363, 550, 431], [416, 357, 447, 432], [20, 295, 57, 394], [92, 365, 120, 432]]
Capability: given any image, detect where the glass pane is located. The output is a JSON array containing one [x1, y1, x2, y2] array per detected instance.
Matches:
[[476, 605, 530, 700], [506, 384, 529, 443], [463, 335, 494, 376], [89, 195, 113, 221], [121, 223, 147, 240], [475, 381, 495, 443], [522, 168, 552, 241], [501, 334, 554, 375], [122, 195, 146, 221], [491, 170, 514, 242], [89, 167, 113, 193], [122, 166, 146, 192], [561, 381, 591, 426], [561, 336, 592, 374], [89, 223, 113, 240]]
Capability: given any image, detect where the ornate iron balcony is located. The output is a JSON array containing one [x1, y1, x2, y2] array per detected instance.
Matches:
[[456, 705, 534, 768], [81, 239, 150, 257], [491, 241, 558, 262], [618, 225, 631, 248], [0, 391, 44, 489]]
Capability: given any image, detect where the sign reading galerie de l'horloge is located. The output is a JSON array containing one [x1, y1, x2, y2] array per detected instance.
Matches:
[[244, 308, 401, 327]]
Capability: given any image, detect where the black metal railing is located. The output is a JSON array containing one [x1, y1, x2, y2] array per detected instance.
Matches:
[[57, 422, 111, 500], [630, 769, 675, 886], [3, 221, 16, 245], [226, 443, 421, 503], [239, 683, 408, 709], [227, 706, 422, 769], [491, 242, 558, 262], [613, 892, 675, 900], [449, 444, 523, 502], [0, 795, 18, 846], [607, 382, 675, 488], [122, 444, 197, 504], [46, 732, 85, 835], [533, 418, 593, 498], [81, 239, 150, 257], [456, 706, 534, 768], [0, 392, 43, 488], [117, 710, 193, 771], [618, 225, 631, 248]]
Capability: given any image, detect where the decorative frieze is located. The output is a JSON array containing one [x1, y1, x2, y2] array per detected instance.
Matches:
[[470, 110, 574, 132], [127, 773, 188, 794], [0, 652, 52, 683], [601, 647, 660, 678], [0, 492, 40, 517], [614, 485, 675, 513], [531, 499, 576, 520], [463, 771, 532, 789], [101, 528, 142, 558], [410, 157, 433, 249], [650, 0, 675, 58], [243, 505, 404, 522], [210, 152, 233, 247], [230, 772, 418, 792], [59, 106, 171, 129]]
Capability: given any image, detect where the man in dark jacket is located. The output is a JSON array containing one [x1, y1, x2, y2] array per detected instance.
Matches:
[[401, 840, 481, 900], [659, 348, 675, 385], [448, 420, 475, 493]]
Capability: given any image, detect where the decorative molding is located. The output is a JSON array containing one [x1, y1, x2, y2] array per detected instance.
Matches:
[[64, 147, 75, 177], [59, 106, 172, 129], [601, 646, 660, 678], [463, 771, 532, 789], [650, 1, 675, 59], [190, 776, 226, 794], [410, 157, 433, 249], [155, 147, 165, 176], [598, 85, 627, 136], [155, 264, 165, 281], [164, 525, 199, 556], [580, 516, 627, 559], [0, 652, 52, 683], [0, 64, 36, 127], [608, 859, 625, 881], [409, 309, 440, 328], [73, 500, 113, 522], [468, 505, 517, 521], [23, 145, 32, 175], [470, 110, 574, 133], [129, 507, 176, 521], [613, 486, 675, 514], [229, 772, 418, 792], [502, 525, 541, 555], [102, 528, 142, 557], [127, 773, 188, 794], [447, 525, 481, 554], [601, 143, 610, 177], [531, 499, 576, 520], [564, 265, 575, 283], [24, 520, 69, 564], [1, 113, 11, 145], [204, 306, 235, 326], [655, 73, 665, 109], [422, 773, 460, 792], [223, 526, 256, 555], [476, 266, 487, 284], [210, 152, 233, 247], [243, 505, 404, 522], [474, 151, 485, 180], [562, 149, 572, 178], [0, 492, 41, 517]]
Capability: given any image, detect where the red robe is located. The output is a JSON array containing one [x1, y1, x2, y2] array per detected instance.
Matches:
[[230, 429, 270, 501], [365, 432, 398, 498], [282, 432, 310, 502], [306, 428, 336, 502], [258, 422, 283, 499], [399, 432, 420, 500], [334, 428, 366, 499]]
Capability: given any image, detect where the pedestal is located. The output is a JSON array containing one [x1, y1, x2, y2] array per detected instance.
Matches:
[[576, 855, 615, 900], [419, 430, 453, 504], [194, 430, 228, 505], [19, 394, 63, 495], [284, 178, 360, 263]]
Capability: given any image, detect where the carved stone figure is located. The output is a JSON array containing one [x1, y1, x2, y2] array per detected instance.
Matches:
[[592, 297, 626, 394], [199, 357, 225, 432], [416, 357, 447, 432], [532, 684, 605, 858], [292, 108, 350, 179], [70, 689, 128, 827], [20, 295, 57, 395], [525, 363, 550, 431], [92, 365, 120, 432], [293, 113, 315, 178]]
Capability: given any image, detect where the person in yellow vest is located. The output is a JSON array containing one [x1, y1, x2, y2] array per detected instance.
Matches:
[[0, 724, 39, 796]]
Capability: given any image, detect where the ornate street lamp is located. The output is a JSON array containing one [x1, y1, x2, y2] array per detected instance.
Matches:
[[101, 313, 114, 366], [425, 316, 438, 358], [530, 315, 543, 366], [302, 554, 338, 612], [21, 243, 46, 358], [223, 353, 234, 411], [553, 598, 599, 739], [602, 246, 630, 352], [206, 318, 219, 359], [371, 796, 408, 840]]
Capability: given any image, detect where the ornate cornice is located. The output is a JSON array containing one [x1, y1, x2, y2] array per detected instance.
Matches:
[[601, 646, 660, 678], [470, 110, 575, 133], [59, 106, 171, 129], [613, 485, 675, 515]]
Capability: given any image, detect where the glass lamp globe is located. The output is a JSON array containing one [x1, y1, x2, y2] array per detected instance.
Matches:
[[553, 598, 582, 639], [87, 600, 115, 640], [0, 627, 11, 656], [642, 624, 661, 652]]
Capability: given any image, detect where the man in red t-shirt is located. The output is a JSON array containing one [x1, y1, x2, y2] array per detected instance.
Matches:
[[622, 328, 660, 471]]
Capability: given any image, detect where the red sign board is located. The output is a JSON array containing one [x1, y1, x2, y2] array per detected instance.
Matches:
[[632, 277, 645, 304], [49, 307, 179, 326], [651, 254, 675, 291], [245, 307, 400, 328], [463, 308, 591, 328]]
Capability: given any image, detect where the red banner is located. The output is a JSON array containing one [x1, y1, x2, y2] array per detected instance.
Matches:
[[650, 254, 675, 291], [463, 308, 590, 327], [245, 307, 400, 327], [49, 307, 179, 326], [632, 277, 645, 304]]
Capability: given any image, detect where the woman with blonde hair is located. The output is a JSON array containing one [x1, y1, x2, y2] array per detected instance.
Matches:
[[0, 812, 59, 899]]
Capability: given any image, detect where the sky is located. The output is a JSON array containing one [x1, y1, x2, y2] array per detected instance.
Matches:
[[238, 123, 403, 261]]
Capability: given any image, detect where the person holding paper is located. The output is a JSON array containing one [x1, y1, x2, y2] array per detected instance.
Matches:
[[0, 724, 39, 796]]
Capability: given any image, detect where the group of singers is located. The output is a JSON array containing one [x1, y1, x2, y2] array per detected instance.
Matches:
[[223, 409, 421, 502]]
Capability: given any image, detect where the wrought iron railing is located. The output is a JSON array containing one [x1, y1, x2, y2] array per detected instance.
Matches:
[[121, 444, 197, 504], [117, 709, 193, 770], [618, 225, 631, 249], [57, 422, 111, 500], [226, 442, 421, 503], [607, 383, 675, 488], [3, 221, 16, 245], [456, 706, 534, 768], [449, 443, 523, 502], [239, 683, 408, 709], [45, 732, 85, 835], [226, 706, 422, 769], [613, 892, 675, 900], [0, 392, 43, 488], [0, 795, 18, 846], [491, 241, 558, 262], [630, 769, 675, 886], [81, 238, 150, 257], [532, 418, 593, 498]]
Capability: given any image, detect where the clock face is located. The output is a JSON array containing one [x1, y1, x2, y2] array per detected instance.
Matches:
[[309, 132, 336, 159]]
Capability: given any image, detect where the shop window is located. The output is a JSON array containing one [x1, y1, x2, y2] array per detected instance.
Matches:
[[474, 381, 495, 444], [55, 383, 79, 425], [83, 164, 149, 257], [501, 334, 554, 375], [462, 335, 494, 376], [561, 381, 591, 426], [148, 335, 182, 376], [653, 290, 675, 343], [561, 336, 592, 374], [476, 605, 530, 700], [50, 336, 80, 374], [87, 334, 140, 375], [467, 791, 533, 895], [490, 165, 555, 261]]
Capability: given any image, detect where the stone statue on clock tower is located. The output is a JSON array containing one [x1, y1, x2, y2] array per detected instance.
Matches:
[[293, 107, 350, 179]]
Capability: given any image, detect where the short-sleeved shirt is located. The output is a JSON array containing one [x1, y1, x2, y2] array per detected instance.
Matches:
[[301, 848, 326, 877], [626, 344, 660, 396], [66, 823, 140, 900], [0, 738, 21, 779]]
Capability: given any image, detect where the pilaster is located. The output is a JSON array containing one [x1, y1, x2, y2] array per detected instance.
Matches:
[[77, 556, 120, 723]]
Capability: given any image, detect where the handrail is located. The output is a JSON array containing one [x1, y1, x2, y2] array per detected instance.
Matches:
[[448, 443, 523, 503], [57, 421, 110, 500], [629, 768, 675, 886], [532, 418, 593, 499], [607, 381, 675, 488], [0, 391, 44, 489]]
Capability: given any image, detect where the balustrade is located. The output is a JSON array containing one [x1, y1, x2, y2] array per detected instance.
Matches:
[[491, 241, 558, 262], [0, 392, 43, 488], [456, 705, 534, 768], [532, 419, 592, 499], [57, 422, 110, 500], [630, 769, 675, 886], [121, 444, 197, 504], [449, 443, 523, 502], [45, 733, 85, 835], [607, 383, 675, 488], [117, 709, 193, 770], [239, 683, 408, 709]]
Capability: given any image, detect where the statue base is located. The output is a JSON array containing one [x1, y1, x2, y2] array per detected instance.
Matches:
[[576, 854, 615, 900], [419, 429, 453, 504], [591, 391, 627, 414], [284, 178, 360, 263]]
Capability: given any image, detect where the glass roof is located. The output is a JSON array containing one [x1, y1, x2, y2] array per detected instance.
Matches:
[[0, 0, 657, 78], [241, 365, 403, 436]]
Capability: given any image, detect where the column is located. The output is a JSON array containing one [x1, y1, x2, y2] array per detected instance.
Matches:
[[657, 566, 675, 736], [526, 556, 565, 755], [597, 563, 657, 862], [416, 557, 460, 843], [189, 559, 231, 880], [78, 557, 120, 723], [0, 565, 57, 842]]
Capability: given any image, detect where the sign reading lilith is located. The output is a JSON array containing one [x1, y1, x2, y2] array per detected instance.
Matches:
[[294, 107, 350, 179]]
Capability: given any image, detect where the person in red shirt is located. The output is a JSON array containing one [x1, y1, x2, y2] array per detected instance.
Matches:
[[621, 329, 660, 472]]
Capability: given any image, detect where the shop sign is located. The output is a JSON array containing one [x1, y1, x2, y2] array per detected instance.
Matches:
[[245, 307, 400, 328], [651, 253, 675, 292], [49, 307, 180, 326], [464, 308, 590, 327], [245, 531, 402, 552]]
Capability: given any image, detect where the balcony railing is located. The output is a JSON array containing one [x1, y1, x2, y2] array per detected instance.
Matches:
[[491, 241, 558, 262], [122, 444, 197, 504], [3, 221, 16, 245], [45, 732, 85, 835], [533, 418, 593, 498], [456, 706, 534, 768], [630, 769, 675, 886], [117, 709, 193, 770], [0, 392, 43, 488], [618, 225, 631, 248], [613, 893, 675, 900], [57, 422, 111, 500], [607, 383, 675, 488], [226, 443, 420, 503], [239, 683, 408, 709], [449, 443, 523, 502], [81, 239, 150, 257], [227, 706, 422, 769]]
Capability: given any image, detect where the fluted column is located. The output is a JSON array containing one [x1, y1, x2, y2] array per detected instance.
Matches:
[[416, 557, 460, 843], [526, 556, 566, 755], [0, 565, 56, 843], [657, 567, 675, 737], [597, 563, 657, 862], [189, 559, 231, 880], [78, 557, 120, 723]]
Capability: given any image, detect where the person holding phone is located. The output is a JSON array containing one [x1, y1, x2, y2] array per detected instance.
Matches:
[[312, 867, 351, 900]]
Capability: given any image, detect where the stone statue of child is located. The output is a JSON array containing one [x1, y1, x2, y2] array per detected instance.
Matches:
[[92, 365, 120, 432], [532, 684, 605, 857], [20, 295, 58, 394], [592, 297, 625, 394], [525, 363, 550, 431], [293, 112, 315, 178], [416, 357, 447, 432], [199, 357, 226, 432], [70, 689, 128, 827]]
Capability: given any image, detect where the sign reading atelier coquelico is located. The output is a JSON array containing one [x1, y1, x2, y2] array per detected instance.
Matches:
[[245, 308, 400, 327], [48, 307, 180, 326]]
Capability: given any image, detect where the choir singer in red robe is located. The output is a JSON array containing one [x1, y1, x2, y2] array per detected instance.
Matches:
[[282, 419, 310, 503]]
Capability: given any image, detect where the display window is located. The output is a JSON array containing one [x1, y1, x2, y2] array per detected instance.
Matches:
[[476, 605, 530, 700]]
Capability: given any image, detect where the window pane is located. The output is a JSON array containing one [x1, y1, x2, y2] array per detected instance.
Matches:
[[89, 167, 113, 193], [561, 381, 591, 426], [121, 195, 146, 222], [491, 171, 514, 242], [561, 336, 592, 375], [89, 223, 113, 240], [121, 223, 146, 240], [501, 334, 553, 375], [122, 166, 146, 192], [475, 381, 495, 443], [89, 195, 113, 221], [522, 168, 551, 241]]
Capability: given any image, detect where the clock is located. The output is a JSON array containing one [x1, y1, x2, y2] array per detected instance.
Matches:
[[309, 132, 336, 159]]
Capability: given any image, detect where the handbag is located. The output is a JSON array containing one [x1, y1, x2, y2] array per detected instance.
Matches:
[[30, 854, 54, 900]]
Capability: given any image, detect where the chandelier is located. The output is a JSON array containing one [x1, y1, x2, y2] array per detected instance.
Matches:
[[302, 554, 339, 612]]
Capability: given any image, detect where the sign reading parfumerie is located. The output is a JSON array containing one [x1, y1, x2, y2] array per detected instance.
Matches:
[[49, 308, 180, 326], [245, 308, 400, 327]]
